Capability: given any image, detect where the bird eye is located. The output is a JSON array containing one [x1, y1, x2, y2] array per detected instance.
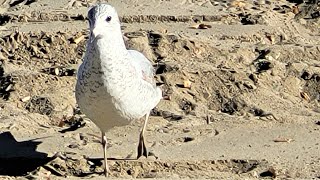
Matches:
[[105, 16, 112, 22]]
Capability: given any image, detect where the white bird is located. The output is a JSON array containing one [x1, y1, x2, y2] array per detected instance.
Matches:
[[75, 3, 162, 176]]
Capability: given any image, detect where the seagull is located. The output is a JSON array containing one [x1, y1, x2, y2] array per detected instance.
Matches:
[[75, 3, 162, 176]]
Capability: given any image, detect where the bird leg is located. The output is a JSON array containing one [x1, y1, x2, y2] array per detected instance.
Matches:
[[137, 112, 150, 159], [101, 131, 109, 177]]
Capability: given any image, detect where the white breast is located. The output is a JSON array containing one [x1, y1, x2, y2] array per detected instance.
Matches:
[[76, 38, 162, 132]]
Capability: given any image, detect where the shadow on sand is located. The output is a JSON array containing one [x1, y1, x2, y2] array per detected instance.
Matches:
[[0, 131, 52, 176]]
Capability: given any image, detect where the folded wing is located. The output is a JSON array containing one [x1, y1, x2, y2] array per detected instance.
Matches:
[[128, 50, 156, 87]]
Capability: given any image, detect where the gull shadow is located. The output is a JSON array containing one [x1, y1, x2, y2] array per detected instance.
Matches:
[[87, 157, 138, 162], [0, 131, 52, 176]]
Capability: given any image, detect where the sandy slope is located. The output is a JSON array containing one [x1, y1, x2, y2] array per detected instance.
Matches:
[[0, 0, 319, 179]]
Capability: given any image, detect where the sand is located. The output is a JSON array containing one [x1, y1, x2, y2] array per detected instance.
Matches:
[[0, 0, 319, 179]]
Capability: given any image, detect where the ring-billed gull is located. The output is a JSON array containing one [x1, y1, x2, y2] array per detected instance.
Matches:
[[75, 3, 162, 176]]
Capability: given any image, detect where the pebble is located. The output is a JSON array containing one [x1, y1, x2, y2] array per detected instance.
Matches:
[[184, 136, 195, 142], [183, 128, 191, 133], [21, 96, 31, 102]]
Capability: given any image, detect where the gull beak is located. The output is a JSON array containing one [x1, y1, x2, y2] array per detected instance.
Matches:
[[89, 27, 99, 43], [92, 28, 99, 39]]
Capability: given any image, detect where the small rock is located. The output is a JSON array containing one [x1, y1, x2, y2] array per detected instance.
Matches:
[[5, 84, 12, 92], [164, 162, 171, 168], [21, 96, 31, 102], [183, 80, 192, 88], [161, 128, 170, 133], [54, 68, 60, 76], [184, 136, 195, 142], [183, 128, 191, 133], [68, 142, 80, 149]]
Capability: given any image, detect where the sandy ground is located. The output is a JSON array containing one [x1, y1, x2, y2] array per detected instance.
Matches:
[[0, 0, 319, 179]]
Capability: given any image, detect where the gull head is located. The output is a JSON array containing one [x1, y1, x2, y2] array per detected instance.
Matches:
[[87, 3, 120, 42]]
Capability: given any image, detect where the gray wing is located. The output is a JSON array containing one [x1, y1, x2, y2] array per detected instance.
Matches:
[[128, 50, 156, 86]]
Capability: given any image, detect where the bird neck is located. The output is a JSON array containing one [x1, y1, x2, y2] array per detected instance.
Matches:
[[95, 29, 127, 55], [87, 31, 128, 68]]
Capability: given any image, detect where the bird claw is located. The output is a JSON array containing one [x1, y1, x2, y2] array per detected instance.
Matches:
[[137, 133, 148, 159]]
